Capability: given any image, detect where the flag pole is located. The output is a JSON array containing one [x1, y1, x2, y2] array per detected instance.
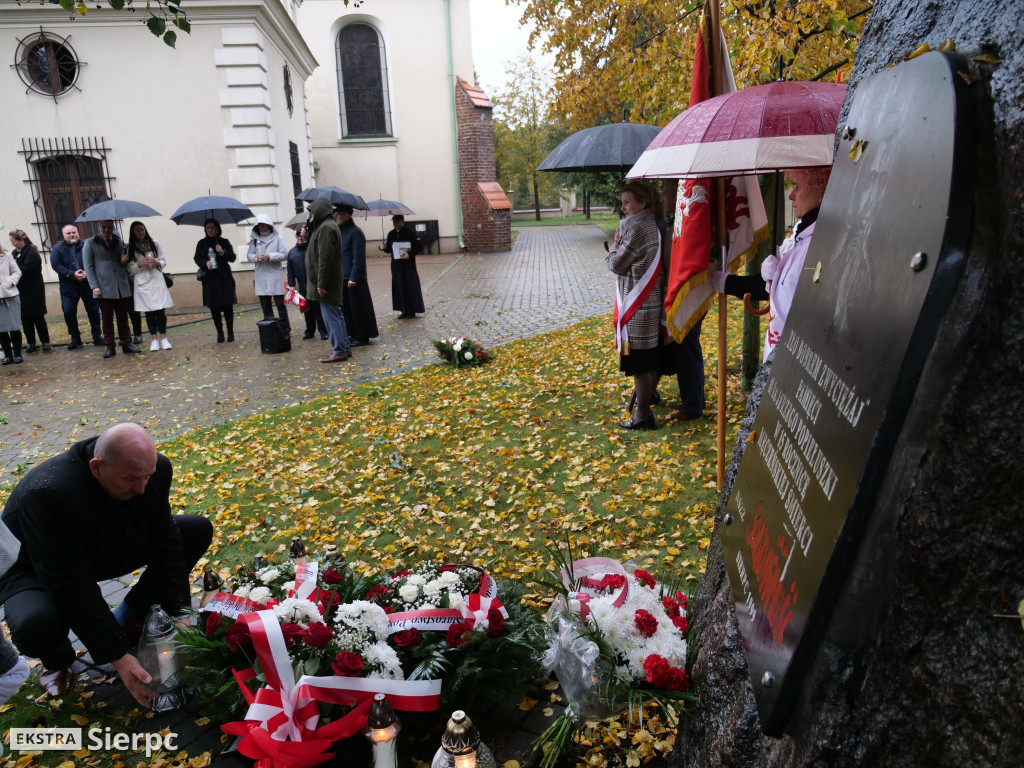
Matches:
[[710, 0, 728, 490]]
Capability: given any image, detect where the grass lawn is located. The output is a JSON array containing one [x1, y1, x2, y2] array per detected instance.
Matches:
[[0, 308, 755, 767], [513, 213, 620, 235]]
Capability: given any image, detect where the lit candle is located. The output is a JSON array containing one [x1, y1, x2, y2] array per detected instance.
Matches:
[[157, 649, 175, 682]]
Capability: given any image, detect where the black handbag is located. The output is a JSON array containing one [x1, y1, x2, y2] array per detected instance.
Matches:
[[196, 268, 205, 282], [164, 273, 174, 288]]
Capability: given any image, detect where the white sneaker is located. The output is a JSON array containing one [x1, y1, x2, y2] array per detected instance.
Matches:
[[149, 339, 160, 351], [160, 338, 172, 350]]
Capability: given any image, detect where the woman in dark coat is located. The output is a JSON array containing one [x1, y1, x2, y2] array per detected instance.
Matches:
[[380, 215, 425, 319], [8, 230, 50, 352], [333, 205, 378, 346], [193, 218, 237, 343]]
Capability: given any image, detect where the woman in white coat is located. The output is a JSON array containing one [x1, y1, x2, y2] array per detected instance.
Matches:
[[126, 221, 175, 351], [247, 214, 289, 330]]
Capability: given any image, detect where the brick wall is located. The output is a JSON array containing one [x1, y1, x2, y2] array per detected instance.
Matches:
[[455, 78, 512, 253]]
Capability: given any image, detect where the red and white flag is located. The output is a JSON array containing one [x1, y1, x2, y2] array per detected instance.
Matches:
[[664, 5, 768, 342]]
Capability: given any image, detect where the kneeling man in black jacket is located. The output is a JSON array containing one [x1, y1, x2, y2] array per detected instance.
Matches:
[[0, 423, 212, 706]]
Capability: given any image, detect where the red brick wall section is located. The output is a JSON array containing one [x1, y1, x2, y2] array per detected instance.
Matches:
[[456, 78, 512, 253]]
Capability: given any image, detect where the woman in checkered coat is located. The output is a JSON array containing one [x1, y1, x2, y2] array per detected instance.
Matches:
[[606, 181, 664, 430]]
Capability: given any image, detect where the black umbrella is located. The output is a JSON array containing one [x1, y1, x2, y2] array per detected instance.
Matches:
[[170, 195, 254, 226], [537, 122, 663, 174], [76, 198, 161, 222], [296, 186, 370, 211]]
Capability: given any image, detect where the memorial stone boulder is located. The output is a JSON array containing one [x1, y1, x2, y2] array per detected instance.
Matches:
[[670, 1, 1024, 765]]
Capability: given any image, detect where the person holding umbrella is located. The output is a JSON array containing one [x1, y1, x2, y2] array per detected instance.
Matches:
[[126, 222, 174, 351], [8, 230, 50, 353], [381, 215, 425, 319], [333, 204, 378, 346], [307, 198, 351, 363], [710, 166, 831, 361], [246, 214, 290, 331], [84, 220, 141, 358], [193, 218, 237, 343]]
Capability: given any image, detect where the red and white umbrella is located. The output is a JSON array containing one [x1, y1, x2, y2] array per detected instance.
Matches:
[[628, 80, 846, 179]]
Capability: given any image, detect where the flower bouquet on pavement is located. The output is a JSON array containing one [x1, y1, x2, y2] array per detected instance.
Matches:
[[432, 336, 493, 367], [532, 545, 696, 768]]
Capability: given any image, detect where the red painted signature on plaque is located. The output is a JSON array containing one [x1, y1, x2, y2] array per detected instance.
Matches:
[[745, 501, 799, 647]]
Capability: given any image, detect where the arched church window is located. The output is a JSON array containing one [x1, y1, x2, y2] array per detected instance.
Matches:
[[336, 23, 392, 138]]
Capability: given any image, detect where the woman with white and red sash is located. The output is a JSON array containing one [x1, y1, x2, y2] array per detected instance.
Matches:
[[607, 181, 664, 430]]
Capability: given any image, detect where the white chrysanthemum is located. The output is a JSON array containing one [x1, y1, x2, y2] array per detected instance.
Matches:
[[464, 352, 473, 360], [233, 585, 251, 599], [272, 601, 295, 622], [249, 587, 271, 605], [447, 592, 464, 609], [259, 568, 280, 584], [439, 571, 460, 586], [364, 641, 404, 680], [406, 574, 427, 587], [398, 584, 420, 603]]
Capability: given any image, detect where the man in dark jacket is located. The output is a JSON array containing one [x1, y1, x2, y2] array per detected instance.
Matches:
[[0, 423, 212, 705], [286, 225, 327, 340], [84, 220, 140, 358], [48, 224, 103, 349], [306, 198, 350, 362]]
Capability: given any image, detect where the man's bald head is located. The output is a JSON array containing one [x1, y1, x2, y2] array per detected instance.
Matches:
[[90, 423, 158, 500]]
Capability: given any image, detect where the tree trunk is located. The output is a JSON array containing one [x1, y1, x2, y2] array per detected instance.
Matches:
[[533, 175, 541, 221]]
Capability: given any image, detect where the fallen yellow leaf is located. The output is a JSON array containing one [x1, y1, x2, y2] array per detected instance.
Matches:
[[518, 696, 539, 711]]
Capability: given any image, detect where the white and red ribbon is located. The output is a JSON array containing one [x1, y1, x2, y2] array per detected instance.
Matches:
[[561, 557, 629, 610], [223, 610, 441, 767], [203, 592, 263, 618], [459, 593, 508, 631], [386, 566, 500, 635], [613, 232, 662, 352], [289, 561, 319, 601]]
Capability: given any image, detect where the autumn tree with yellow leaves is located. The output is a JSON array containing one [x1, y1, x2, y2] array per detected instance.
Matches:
[[514, 0, 871, 130]]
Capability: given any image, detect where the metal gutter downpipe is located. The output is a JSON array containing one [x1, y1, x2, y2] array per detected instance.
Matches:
[[444, 0, 466, 249]]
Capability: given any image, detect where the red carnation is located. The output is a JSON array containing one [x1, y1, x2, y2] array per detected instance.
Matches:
[[439, 565, 456, 573], [487, 607, 505, 638], [332, 651, 364, 677], [446, 622, 472, 649], [280, 623, 303, 647], [365, 584, 389, 601], [634, 609, 658, 638], [225, 619, 252, 651], [672, 615, 689, 636], [392, 570, 411, 579], [392, 628, 421, 648], [662, 596, 680, 618], [643, 654, 689, 691], [204, 611, 224, 637], [476, 353, 483, 358], [602, 573, 626, 591], [322, 569, 344, 585], [634, 569, 656, 588], [643, 654, 670, 684], [301, 622, 335, 648], [675, 591, 688, 610]]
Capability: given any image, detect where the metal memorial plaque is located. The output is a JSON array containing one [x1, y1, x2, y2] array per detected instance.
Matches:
[[721, 52, 975, 735]]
